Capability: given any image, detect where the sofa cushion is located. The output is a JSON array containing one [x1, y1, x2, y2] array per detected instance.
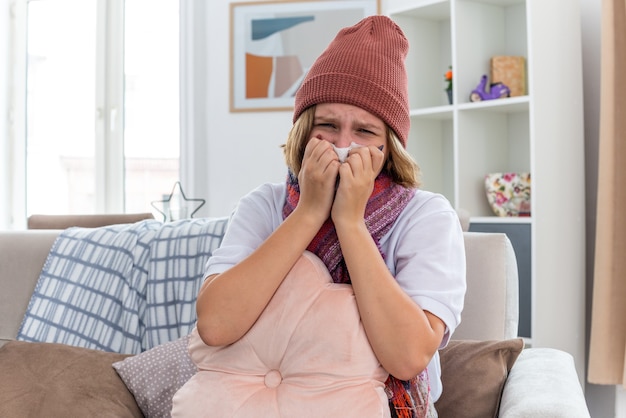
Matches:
[[113, 334, 197, 418], [0, 340, 142, 418], [171, 251, 390, 417], [435, 338, 525, 418]]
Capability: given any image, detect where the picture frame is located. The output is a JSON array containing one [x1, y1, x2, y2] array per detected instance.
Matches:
[[230, 0, 380, 112]]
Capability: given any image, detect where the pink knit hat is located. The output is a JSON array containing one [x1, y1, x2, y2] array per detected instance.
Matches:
[[293, 15, 410, 146]]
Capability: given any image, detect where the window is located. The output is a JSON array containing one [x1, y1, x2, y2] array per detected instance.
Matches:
[[21, 0, 179, 217]]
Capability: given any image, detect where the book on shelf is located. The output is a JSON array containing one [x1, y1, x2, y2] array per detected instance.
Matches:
[[490, 56, 526, 97]]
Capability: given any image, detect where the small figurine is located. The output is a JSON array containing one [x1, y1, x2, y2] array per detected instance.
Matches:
[[470, 74, 510, 102]]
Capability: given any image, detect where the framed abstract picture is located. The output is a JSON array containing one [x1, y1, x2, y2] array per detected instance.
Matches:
[[230, 0, 380, 112]]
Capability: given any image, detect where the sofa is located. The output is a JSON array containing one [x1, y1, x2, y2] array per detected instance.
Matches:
[[0, 215, 590, 417]]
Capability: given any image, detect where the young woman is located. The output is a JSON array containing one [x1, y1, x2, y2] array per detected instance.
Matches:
[[188, 15, 465, 417]]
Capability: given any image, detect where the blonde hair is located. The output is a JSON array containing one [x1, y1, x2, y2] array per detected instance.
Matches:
[[283, 106, 421, 188]]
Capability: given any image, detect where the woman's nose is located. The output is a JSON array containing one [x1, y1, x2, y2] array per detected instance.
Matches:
[[333, 130, 352, 148]]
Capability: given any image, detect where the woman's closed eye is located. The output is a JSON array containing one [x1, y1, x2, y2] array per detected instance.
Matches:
[[315, 123, 337, 130]]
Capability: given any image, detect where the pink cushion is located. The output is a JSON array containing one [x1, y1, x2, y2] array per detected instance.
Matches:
[[172, 251, 390, 417]]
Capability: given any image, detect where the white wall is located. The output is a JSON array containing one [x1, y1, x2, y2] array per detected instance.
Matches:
[[196, 0, 294, 218], [0, 0, 9, 227]]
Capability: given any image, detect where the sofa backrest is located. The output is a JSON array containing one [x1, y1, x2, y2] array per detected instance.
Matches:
[[27, 213, 154, 229], [0, 231, 60, 346], [0, 224, 520, 347]]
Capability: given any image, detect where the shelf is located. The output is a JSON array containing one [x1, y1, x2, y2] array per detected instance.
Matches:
[[387, 0, 449, 19], [386, 0, 586, 381], [470, 0, 525, 6], [457, 96, 529, 113], [454, 0, 528, 107], [409, 96, 529, 117], [389, 3, 452, 109], [410, 106, 453, 119], [470, 216, 532, 224]]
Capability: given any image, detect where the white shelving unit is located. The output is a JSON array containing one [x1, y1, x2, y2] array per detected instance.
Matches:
[[384, 0, 586, 382]]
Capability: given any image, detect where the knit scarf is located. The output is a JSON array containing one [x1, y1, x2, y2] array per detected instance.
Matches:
[[282, 170, 437, 418]]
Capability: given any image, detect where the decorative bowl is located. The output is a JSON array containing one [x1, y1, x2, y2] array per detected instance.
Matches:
[[484, 172, 531, 217]]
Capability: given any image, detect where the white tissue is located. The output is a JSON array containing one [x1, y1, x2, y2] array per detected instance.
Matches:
[[332, 142, 363, 163]]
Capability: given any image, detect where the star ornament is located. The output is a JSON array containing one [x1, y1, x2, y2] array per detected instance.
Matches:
[[151, 181, 206, 222]]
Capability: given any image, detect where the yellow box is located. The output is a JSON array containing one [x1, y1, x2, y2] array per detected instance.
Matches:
[[490, 56, 526, 97]]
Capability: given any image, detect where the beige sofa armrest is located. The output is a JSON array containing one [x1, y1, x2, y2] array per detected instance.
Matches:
[[454, 232, 519, 341], [0, 231, 60, 346], [499, 348, 590, 417]]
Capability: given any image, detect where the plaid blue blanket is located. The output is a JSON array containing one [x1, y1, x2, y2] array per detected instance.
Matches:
[[17, 217, 229, 354]]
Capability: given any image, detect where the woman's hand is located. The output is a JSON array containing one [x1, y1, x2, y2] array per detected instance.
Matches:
[[330, 144, 445, 378], [196, 137, 343, 347], [331, 145, 385, 225], [296, 137, 340, 224]]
